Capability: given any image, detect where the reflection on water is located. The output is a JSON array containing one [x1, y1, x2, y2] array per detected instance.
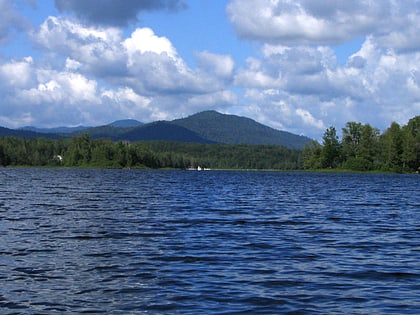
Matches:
[[0, 169, 419, 314]]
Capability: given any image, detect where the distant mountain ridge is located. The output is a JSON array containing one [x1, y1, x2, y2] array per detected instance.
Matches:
[[20, 126, 90, 134], [0, 126, 62, 139], [121, 121, 214, 143], [108, 119, 144, 128], [19, 118, 143, 134], [1, 111, 312, 149], [172, 111, 311, 149]]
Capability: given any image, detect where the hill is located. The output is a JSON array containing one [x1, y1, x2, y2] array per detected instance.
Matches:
[[1, 111, 313, 149], [68, 119, 143, 138], [20, 126, 90, 134], [19, 119, 142, 135], [118, 121, 214, 143], [108, 119, 143, 128], [0, 126, 62, 139], [172, 111, 311, 149], [72, 125, 128, 139]]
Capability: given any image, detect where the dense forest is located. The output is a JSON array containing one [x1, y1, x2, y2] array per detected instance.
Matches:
[[303, 116, 419, 173], [0, 135, 301, 170], [0, 116, 418, 172]]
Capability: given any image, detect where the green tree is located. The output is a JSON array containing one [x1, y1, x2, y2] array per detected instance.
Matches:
[[302, 141, 322, 169], [401, 116, 420, 171], [321, 127, 340, 168], [65, 134, 92, 166], [343, 124, 381, 171], [0, 142, 9, 166], [90, 140, 114, 167], [359, 124, 380, 161], [341, 122, 363, 159], [115, 141, 128, 167], [380, 122, 403, 171]]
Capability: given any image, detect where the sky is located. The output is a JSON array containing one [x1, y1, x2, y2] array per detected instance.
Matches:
[[0, 0, 419, 140]]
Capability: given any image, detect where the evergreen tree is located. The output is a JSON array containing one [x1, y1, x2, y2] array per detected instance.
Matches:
[[0, 142, 9, 166], [401, 116, 420, 171], [302, 141, 322, 169], [380, 122, 403, 171], [65, 134, 92, 166], [321, 127, 340, 168]]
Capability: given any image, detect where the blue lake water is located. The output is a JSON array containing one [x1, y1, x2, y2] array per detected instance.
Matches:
[[0, 168, 419, 314]]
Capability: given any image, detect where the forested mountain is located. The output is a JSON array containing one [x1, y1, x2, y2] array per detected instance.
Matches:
[[68, 120, 142, 138], [172, 111, 311, 149], [108, 119, 143, 128], [73, 125, 128, 139], [0, 126, 61, 139], [119, 121, 214, 143], [1, 111, 311, 149], [19, 119, 142, 134], [20, 126, 89, 134]]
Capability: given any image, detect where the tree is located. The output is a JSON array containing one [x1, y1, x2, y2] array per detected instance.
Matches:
[[401, 116, 420, 171], [90, 140, 114, 167], [65, 134, 92, 166], [380, 122, 403, 171], [321, 127, 340, 168], [341, 122, 363, 159], [345, 124, 381, 171], [0, 142, 9, 166], [302, 141, 322, 169]]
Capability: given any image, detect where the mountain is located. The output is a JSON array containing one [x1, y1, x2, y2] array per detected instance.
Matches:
[[20, 126, 90, 134], [19, 119, 142, 134], [67, 119, 144, 138], [2, 111, 313, 149], [0, 126, 62, 139], [118, 121, 214, 143], [172, 111, 312, 149], [108, 119, 143, 128], [72, 125, 127, 139]]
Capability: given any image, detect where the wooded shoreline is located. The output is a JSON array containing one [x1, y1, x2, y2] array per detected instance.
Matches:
[[1, 116, 418, 173]]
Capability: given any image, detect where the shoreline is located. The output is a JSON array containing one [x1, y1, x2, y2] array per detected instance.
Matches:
[[1, 165, 414, 174]]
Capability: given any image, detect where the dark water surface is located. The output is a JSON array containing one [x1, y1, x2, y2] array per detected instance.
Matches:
[[0, 169, 419, 314]]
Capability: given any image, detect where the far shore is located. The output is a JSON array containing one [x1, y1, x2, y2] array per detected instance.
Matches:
[[1, 165, 416, 174]]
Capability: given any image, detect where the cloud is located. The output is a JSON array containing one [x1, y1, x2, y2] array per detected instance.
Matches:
[[1, 16, 237, 128], [124, 27, 178, 62], [33, 17, 226, 95], [34, 16, 126, 77], [195, 51, 235, 80], [232, 35, 419, 139], [54, 0, 187, 26], [227, 0, 419, 49], [0, 56, 34, 88], [0, 0, 29, 44], [225, 0, 419, 138], [375, 12, 420, 53], [187, 90, 238, 109], [1, 2, 418, 142], [0, 58, 153, 127], [295, 108, 325, 130]]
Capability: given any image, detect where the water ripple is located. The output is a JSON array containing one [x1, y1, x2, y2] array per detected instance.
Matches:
[[0, 169, 419, 314]]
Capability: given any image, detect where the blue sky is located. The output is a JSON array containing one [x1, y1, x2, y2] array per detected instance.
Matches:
[[0, 0, 419, 140]]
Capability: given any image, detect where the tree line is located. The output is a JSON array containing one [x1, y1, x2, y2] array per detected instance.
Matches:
[[1, 115, 418, 172], [302, 116, 419, 172], [0, 134, 301, 170]]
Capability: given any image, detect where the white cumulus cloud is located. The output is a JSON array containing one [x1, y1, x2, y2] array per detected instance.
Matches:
[[195, 51, 235, 80], [1, 15, 238, 128], [227, 0, 418, 49]]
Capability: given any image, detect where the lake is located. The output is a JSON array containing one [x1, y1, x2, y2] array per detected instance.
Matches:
[[0, 168, 419, 314]]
